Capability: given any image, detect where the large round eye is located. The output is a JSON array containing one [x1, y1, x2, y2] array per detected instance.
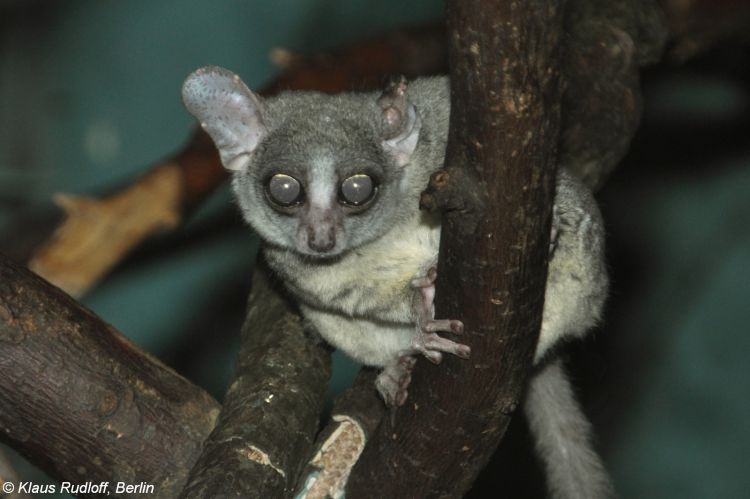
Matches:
[[339, 174, 376, 206], [266, 174, 304, 207]]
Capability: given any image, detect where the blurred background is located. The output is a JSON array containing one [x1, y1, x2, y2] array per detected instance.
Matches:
[[1, 1, 749, 498]]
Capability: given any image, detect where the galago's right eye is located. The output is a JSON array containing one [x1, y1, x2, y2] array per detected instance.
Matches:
[[266, 173, 305, 207]]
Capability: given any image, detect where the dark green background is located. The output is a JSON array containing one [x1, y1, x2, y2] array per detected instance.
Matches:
[[1, 1, 749, 498]]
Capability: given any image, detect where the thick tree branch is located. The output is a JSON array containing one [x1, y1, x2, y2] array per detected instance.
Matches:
[[179, 265, 332, 498], [346, 1, 564, 497], [0, 253, 220, 498]]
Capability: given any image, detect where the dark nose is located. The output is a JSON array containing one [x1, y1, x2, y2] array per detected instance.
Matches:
[[307, 225, 336, 253]]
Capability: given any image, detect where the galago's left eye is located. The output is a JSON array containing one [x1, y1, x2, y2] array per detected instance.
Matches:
[[339, 174, 376, 206], [266, 173, 304, 207]]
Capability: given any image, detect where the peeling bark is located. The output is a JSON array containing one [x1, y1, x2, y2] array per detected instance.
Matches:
[[294, 370, 383, 499]]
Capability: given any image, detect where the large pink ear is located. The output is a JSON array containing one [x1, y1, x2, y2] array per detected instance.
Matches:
[[378, 76, 422, 167], [182, 66, 266, 172]]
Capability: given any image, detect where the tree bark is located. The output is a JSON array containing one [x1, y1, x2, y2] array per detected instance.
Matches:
[[293, 370, 383, 498], [346, 1, 564, 497], [179, 265, 332, 498], [0, 253, 220, 498]]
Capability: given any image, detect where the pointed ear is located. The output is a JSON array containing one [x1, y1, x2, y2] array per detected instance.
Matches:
[[182, 66, 266, 172], [378, 76, 422, 167]]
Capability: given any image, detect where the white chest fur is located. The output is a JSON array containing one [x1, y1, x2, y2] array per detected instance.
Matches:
[[265, 212, 440, 325]]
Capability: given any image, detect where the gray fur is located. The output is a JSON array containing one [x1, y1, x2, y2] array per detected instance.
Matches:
[[526, 360, 614, 499], [182, 67, 612, 498]]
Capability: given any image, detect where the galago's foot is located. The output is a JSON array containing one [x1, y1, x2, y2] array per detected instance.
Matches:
[[375, 356, 417, 407], [410, 266, 471, 365], [412, 328, 471, 364]]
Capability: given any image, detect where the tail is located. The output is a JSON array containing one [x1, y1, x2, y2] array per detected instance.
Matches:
[[524, 359, 614, 499]]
